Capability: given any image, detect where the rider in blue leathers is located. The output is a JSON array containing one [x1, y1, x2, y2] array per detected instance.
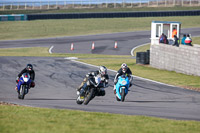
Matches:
[[15, 64, 35, 92], [113, 63, 133, 94]]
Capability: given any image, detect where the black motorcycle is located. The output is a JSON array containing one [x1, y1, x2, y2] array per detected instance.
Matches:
[[76, 76, 106, 105]]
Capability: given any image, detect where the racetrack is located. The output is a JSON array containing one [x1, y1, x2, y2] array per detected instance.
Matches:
[[0, 28, 200, 121]]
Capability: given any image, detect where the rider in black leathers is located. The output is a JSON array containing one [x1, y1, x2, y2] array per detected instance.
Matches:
[[15, 64, 35, 91], [113, 63, 133, 94], [77, 66, 109, 96]]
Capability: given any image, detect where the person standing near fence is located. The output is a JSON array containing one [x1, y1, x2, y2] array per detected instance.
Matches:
[[181, 34, 186, 45], [172, 28, 177, 38], [185, 34, 192, 46]]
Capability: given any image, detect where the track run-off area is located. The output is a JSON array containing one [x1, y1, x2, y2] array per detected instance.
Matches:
[[0, 28, 200, 121]]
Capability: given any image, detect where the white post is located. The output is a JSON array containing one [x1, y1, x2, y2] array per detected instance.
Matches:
[[40, 1, 42, 9], [25, 3, 26, 10], [64, 1, 66, 9], [17, 4, 19, 10], [32, 3, 34, 10], [48, 1, 50, 9], [182, 0, 183, 6], [190, 0, 192, 6], [157, 0, 158, 7], [11, 3, 13, 10], [106, 0, 108, 8]]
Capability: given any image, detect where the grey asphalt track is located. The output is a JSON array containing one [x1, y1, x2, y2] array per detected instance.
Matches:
[[0, 28, 200, 121]]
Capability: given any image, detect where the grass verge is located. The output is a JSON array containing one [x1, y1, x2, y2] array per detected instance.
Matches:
[[0, 16, 200, 40], [1, 103, 200, 133]]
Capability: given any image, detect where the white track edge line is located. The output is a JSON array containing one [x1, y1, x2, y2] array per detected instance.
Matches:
[[49, 46, 54, 54]]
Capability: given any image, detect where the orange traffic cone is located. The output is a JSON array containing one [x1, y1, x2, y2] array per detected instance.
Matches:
[[114, 41, 118, 48], [71, 43, 74, 51], [92, 42, 95, 50]]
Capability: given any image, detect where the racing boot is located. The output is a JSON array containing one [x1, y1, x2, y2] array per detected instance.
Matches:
[[113, 85, 116, 94]]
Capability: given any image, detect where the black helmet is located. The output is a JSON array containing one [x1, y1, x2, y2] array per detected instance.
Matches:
[[26, 64, 33, 71]]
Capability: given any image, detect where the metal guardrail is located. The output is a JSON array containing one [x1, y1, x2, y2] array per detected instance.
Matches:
[[0, 0, 200, 10]]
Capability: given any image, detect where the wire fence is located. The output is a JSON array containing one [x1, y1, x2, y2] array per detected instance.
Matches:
[[0, 0, 200, 10]]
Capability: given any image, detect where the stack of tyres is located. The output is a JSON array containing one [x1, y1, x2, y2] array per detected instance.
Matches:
[[146, 50, 150, 64], [136, 50, 150, 65], [140, 52, 147, 64]]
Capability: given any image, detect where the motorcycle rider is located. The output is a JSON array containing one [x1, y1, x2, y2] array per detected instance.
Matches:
[[15, 64, 35, 92], [77, 66, 109, 96], [113, 63, 133, 94]]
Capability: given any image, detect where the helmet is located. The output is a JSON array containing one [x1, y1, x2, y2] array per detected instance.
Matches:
[[99, 66, 107, 76], [121, 63, 127, 73], [26, 64, 33, 71]]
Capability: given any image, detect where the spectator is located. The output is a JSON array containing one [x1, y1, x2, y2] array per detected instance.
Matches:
[[185, 34, 192, 46], [173, 35, 179, 47], [181, 34, 186, 45], [172, 27, 177, 38], [164, 34, 169, 44], [159, 33, 168, 44]]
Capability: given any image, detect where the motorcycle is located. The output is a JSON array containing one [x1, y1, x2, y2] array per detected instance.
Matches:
[[115, 75, 130, 102], [17, 73, 31, 99], [76, 76, 106, 105]]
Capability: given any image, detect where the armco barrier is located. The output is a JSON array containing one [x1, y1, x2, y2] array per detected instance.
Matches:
[[27, 10, 200, 20], [0, 14, 27, 21]]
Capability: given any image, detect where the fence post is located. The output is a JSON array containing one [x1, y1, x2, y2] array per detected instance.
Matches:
[[48, 1, 49, 9], [40, 1, 42, 9], [157, 0, 158, 7], [25, 3, 26, 10], [64, 1, 66, 9], [17, 3, 19, 10]]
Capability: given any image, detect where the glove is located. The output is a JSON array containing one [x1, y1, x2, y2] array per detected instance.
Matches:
[[114, 79, 117, 85], [16, 77, 19, 83]]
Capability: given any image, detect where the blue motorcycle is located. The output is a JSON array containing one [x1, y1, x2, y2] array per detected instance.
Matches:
[[115, 75, 130, 102], [17, 73, 32, 99]]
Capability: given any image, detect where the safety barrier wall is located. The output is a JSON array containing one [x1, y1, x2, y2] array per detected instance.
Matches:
[[150, 44, 200, 77], [0, 14, 27, 21], [27, 10, 200, 20]]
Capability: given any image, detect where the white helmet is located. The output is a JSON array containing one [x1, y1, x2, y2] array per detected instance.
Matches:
[[99, 66, 107, 76], [121, 63, 127, 73]]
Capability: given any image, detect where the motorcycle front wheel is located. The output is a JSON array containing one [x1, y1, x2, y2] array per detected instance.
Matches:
[[83, 88, 94, 105], [121, 89, 125, 102], [18, 85, 25, 99]]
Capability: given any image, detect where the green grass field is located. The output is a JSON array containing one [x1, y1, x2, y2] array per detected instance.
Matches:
[[0, 16, 200, 40], [1, 104, 200, 133]]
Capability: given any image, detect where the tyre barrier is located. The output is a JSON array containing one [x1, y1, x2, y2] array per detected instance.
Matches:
[[27, 10, 200, 20], [136, 50, 150, 65]]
